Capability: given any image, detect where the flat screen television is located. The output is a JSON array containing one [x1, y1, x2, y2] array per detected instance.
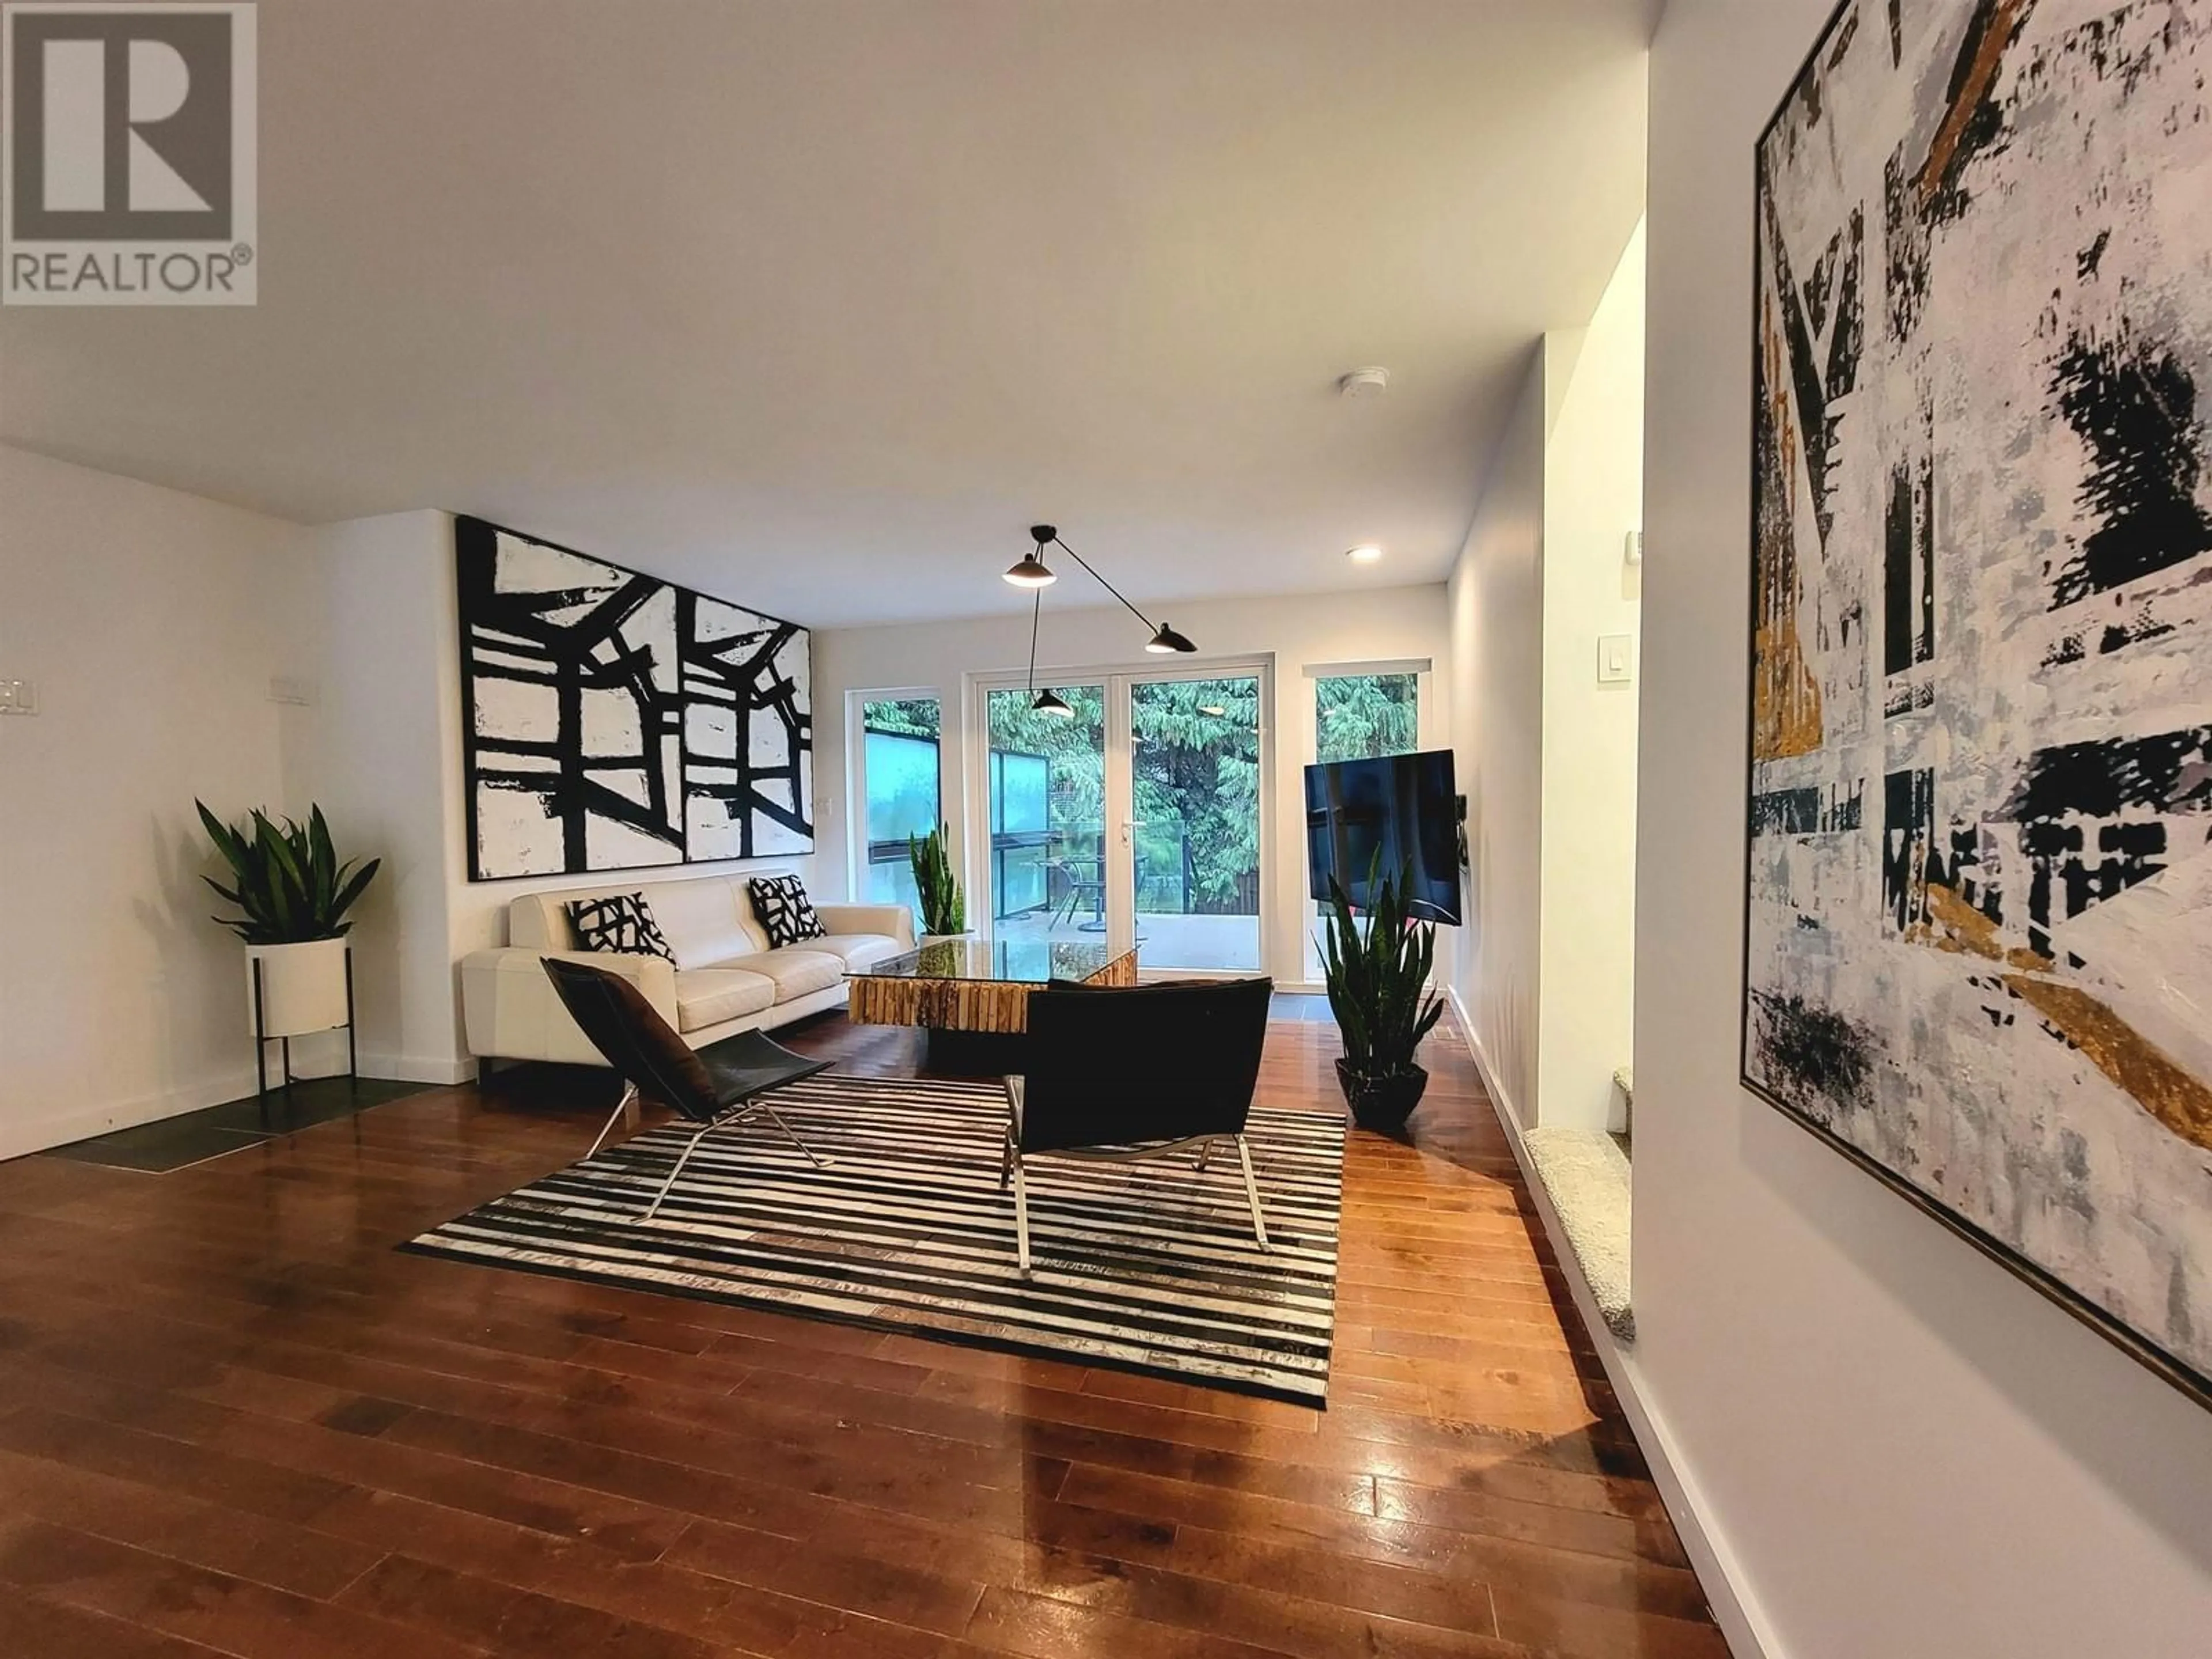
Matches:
[[1304, 748, 1461, 925]]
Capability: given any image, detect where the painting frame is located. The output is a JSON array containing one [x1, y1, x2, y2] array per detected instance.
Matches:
[[456, 514, 815, 883], [1737, 0, 2212, 1412]]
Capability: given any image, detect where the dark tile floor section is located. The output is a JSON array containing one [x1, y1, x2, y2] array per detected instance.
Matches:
[[42, 1077, 432, 1173]]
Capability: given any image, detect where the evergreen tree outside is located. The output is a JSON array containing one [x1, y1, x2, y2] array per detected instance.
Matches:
[[1316, 673, 1418, 763], [862, 698, 941, 740]]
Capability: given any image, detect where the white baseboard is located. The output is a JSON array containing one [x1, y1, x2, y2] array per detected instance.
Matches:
[[1444, 984, 1779, 1659], [0, 1067, 258, 1162]]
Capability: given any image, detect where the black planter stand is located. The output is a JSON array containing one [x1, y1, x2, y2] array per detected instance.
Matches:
[[1335, 1058, 1429, 1132]]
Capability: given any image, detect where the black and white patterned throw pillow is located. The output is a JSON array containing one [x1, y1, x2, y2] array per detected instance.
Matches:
[[749, 875, 826, 948], [566, 893, 676, 961]]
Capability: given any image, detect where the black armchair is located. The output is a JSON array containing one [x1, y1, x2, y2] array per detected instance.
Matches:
[[1002, 975, 1274, 1275], [540, 957, 834, 1219]]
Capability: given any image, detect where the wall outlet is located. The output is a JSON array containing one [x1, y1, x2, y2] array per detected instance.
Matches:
[[1598, 635, 1635, 684], [0, 678, 38, 714]]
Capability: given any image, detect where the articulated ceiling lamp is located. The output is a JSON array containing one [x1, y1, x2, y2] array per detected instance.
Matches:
[[1024, 587, 1074, 718], [1013, 524, 1197, 655]]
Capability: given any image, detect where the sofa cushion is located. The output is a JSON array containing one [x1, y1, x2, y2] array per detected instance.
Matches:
[[742, 946, 844, 1002], [638, 877, 756, 969], [809, 933, 903, 972], [673, 967, 778, 1032]]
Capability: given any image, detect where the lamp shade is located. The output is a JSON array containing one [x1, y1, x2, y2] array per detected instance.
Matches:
[[1004, 552, 1056, 588], [1032, 688, 1074, 718], [1145, 623, 1198, 654]]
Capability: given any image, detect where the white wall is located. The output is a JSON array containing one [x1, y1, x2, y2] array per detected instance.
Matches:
[[283, 510, 822, 1081], [813, 584, 1450, 989], [1637, 6, 2212, 1657], [0, 444, 309, 1153], [278, 511, 469, 1081], [0, 453, 824, 1137], [1538, 222, 1645, 1131], [1448, 356, 1546, 1120], [1444, 222, 1645, 1133]]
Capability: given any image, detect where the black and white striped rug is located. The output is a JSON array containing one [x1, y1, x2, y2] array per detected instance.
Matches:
[[406, 1074, 1345, 1404]]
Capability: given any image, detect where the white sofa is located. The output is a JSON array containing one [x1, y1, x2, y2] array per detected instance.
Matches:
[[461, 871, 914, 1067]]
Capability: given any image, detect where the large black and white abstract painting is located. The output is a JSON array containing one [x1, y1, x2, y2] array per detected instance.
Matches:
[[1746, 0, 2212, 1404], [458, 517, 812, 880]]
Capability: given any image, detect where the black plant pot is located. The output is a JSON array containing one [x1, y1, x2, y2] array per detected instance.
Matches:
[[1335, 1059, 1429, 1131]]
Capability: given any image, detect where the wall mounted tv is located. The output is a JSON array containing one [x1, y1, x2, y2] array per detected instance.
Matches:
[[1304, 748, 1461, 925]]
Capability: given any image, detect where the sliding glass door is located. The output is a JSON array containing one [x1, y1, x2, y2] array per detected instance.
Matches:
[[975, 662, 1269, 975]]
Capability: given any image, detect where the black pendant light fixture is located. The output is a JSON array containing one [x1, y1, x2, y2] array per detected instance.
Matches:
[[1003, 524, 1196, 656], [1023, 586, 1073, 718], [1003, 526, 1058, 589]]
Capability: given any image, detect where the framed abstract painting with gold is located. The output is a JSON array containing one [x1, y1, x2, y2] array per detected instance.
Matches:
[[1743, 0, 2212, 1406]]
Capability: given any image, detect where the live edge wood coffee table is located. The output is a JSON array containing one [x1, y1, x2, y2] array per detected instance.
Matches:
[[849, 937, 1138, 1073]]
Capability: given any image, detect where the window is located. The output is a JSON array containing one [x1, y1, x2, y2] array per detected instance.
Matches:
[[1316, 672, 1419, 763], [859, 697, 941, 912], [1308, 671, 1422, 979]]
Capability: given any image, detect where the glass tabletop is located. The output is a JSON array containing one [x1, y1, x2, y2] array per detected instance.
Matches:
[[862, 936, 1126, 984]]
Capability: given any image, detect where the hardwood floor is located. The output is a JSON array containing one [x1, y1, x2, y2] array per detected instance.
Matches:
[[0, 1007, 1723, 1658]]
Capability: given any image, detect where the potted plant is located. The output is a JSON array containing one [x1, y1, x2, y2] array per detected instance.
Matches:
[[908, 822, 968, 939], [197, 801, 381, 1039], [1319, 857, 1445, 1131]]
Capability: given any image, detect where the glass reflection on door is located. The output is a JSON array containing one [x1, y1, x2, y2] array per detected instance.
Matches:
[[984, 685, 1106, 946], [1131, 676, 1261, 972]]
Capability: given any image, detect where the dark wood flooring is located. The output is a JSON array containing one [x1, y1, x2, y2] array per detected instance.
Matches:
[[0, 1006, 1723, 1658]]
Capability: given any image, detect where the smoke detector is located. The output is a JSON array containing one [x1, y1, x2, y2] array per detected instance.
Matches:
[[1338, 367, 1390, 399]]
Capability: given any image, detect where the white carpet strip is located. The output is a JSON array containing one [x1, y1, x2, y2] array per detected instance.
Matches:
[[407, 1074, 1346, 1404], [1523, 1126, 1635, 1342]]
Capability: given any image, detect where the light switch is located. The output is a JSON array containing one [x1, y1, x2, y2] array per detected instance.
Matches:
[[0, 678, 37, 715], [1598, 635, 1635, 684]]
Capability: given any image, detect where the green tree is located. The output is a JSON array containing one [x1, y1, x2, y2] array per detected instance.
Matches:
[[1317, 673, 1417, 764], [862, 698, 941, 740], [1131, 678, 1259, 912]]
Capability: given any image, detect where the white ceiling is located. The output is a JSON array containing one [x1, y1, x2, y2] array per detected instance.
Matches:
[[0, 0, 1650, 627]]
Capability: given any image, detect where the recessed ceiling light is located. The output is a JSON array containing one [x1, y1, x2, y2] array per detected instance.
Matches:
[[1347, 545, 1384, 564]]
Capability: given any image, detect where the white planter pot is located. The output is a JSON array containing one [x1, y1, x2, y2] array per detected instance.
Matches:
[[245, 938, 351, 1038]]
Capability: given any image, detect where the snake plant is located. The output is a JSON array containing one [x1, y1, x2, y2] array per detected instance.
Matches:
[[1320, 855, 1444, 1078], [197, 801, 381, 944], [908, 821, 967, 935]]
